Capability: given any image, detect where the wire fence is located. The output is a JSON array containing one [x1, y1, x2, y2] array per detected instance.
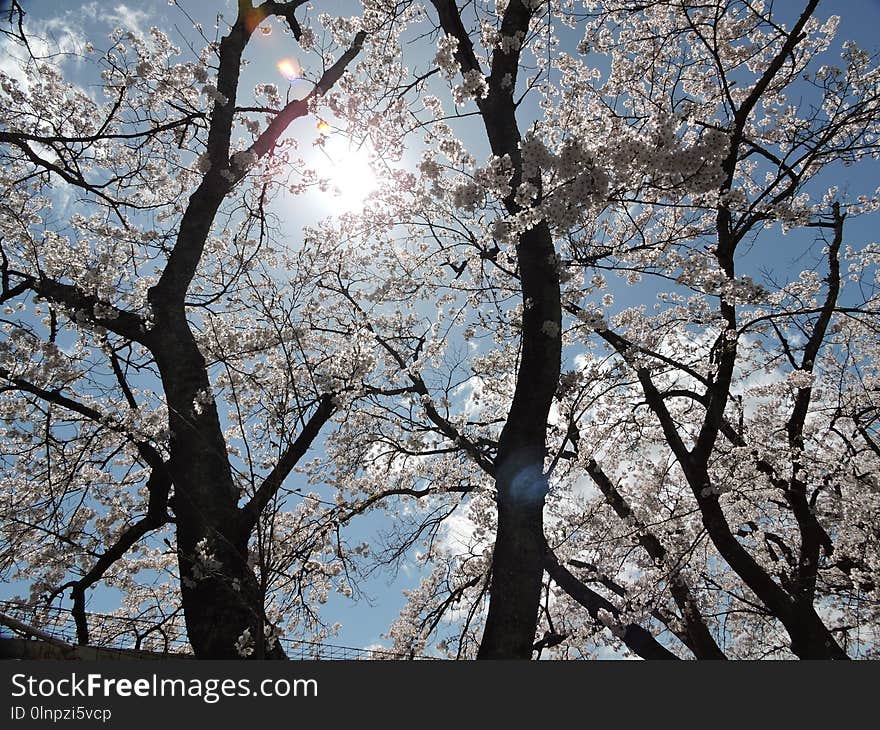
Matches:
[[0, 600, 430, 660]]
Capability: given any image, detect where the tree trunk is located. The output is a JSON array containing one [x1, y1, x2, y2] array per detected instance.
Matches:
[[152, 306, 283, 659], [478, 456, 548, 659], [478, 222, 561, 659]]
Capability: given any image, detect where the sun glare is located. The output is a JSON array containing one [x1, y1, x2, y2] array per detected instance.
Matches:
[[319, 138, 378, 211], [276, 58, 301, 80]]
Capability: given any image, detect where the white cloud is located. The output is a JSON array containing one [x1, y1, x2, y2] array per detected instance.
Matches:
[[437, 504, 482, 555], [104, 4, 151, 37], [0, 18, 85, 89]]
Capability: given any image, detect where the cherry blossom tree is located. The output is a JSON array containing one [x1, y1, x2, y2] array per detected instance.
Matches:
[[2, 0, 879, 661], [306, 0, 879, 659], [0, 0, 372, 658]]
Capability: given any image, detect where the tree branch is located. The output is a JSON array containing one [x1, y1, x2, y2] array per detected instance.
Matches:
[[544, 544, 680, 660], [238, 393, 336, 536]]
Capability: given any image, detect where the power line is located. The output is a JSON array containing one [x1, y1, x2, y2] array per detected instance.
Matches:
[[0, 600, 433, 660]]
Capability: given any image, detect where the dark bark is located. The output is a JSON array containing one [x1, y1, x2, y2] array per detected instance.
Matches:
[[782, 205, 843, 607], [604, 0, 846, 660], [429, 0, 563, 659], [139, 4, 267, 656], [0, 1, 367, 658], [142, 3, 366, 659], [478, 473, 548, 659], [545, 547, 679, 660], [149, 315, 274, 658], [584, 459, 726, 659], [69, 464, 172, 646], [239, 393, 336, 538]]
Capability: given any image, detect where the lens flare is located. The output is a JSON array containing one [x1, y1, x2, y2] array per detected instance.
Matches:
[[276, 58, 301, 80]]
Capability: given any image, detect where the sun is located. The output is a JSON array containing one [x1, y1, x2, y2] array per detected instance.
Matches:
[[276, 58, 301, 80], [318, 136, 378, 211]]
